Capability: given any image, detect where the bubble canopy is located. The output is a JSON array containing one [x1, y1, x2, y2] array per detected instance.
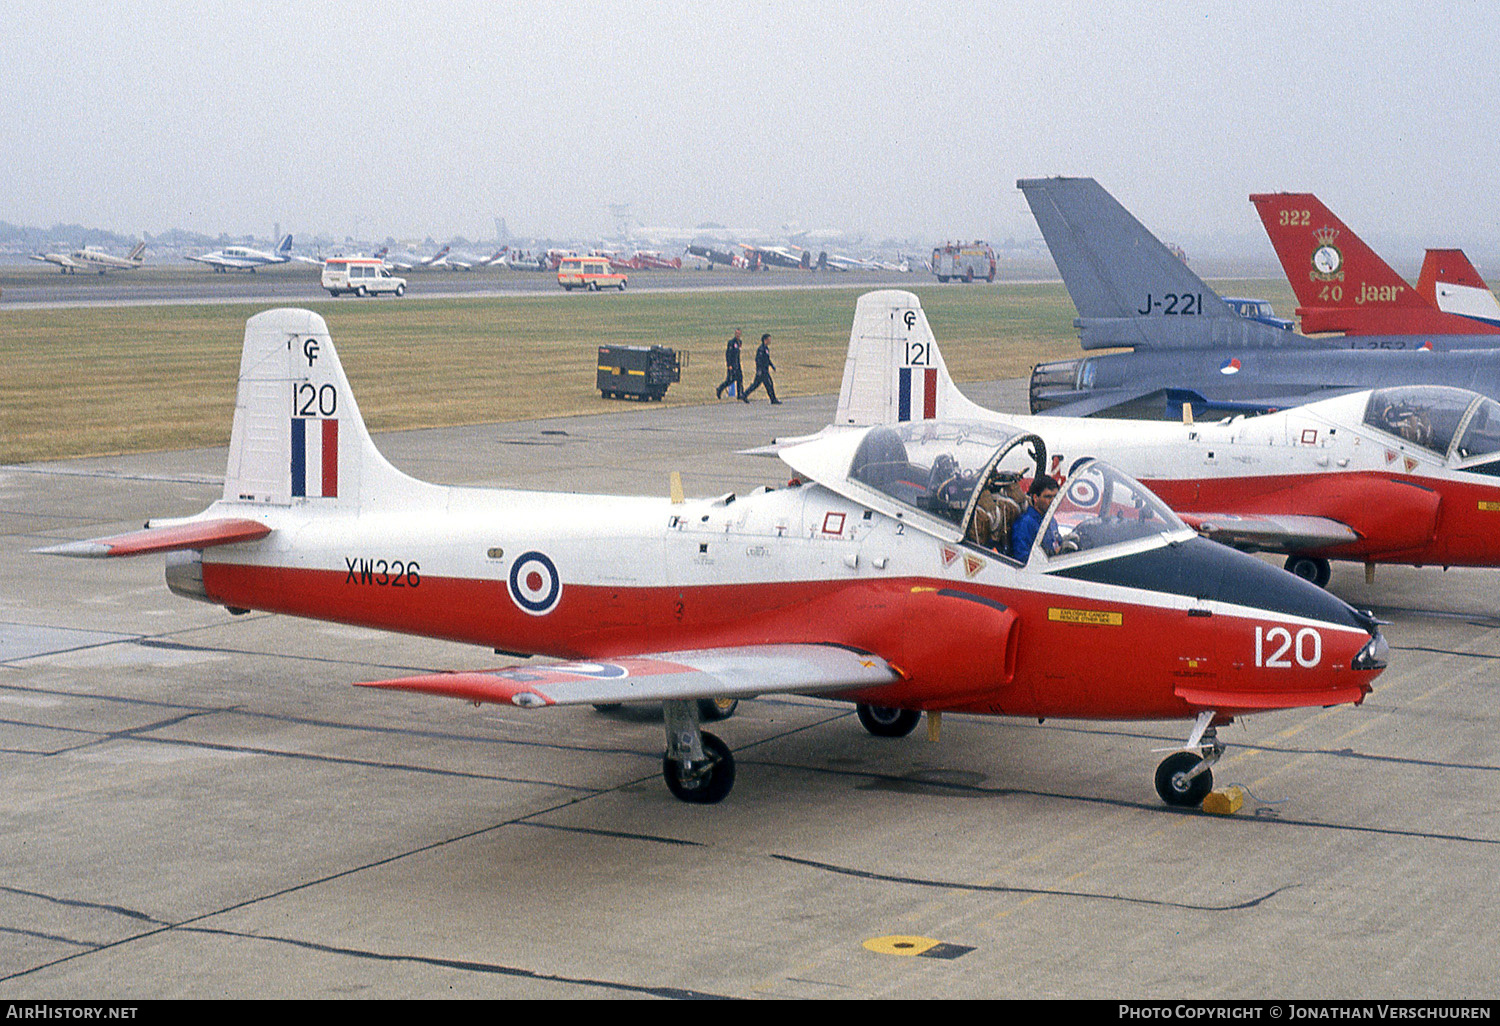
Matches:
[[1029, 459, 1193, 567], [779, 421, 1193, 565]]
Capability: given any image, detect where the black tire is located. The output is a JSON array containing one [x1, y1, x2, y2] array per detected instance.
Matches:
[[587, 281, 599, 292], [355, 285, 367, 298], [937, 275, 950, 283], [1155, 751, 1212, 807], [1284, 555, 1332, 589], [856, 703, 922, 738], [618, 280, 627, 290], [697, 697, 739, 721], [663, 732, 735, 803], [394, 284, 405, 297]]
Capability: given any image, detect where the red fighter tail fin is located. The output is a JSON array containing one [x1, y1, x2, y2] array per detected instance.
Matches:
[[1250, 193, 1500, 335], [1418, 248, 1500, 328]]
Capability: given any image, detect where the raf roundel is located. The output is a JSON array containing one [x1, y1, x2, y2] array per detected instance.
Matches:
[[508, 550, 562, 615], [1066, 478, 1100, 509]]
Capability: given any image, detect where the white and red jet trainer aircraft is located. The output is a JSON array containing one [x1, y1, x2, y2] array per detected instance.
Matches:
[[40, 309, 1388, 806], [806, 290, 1500, 590]]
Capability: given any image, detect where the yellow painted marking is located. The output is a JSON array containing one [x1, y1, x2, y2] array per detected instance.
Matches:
[[864, 935, 939, 957], [1048, 607, 1123, 626], [1479, 501, 1500, 512]]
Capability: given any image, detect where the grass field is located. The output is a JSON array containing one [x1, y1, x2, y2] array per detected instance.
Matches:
[[0, 279, 1296, 462]]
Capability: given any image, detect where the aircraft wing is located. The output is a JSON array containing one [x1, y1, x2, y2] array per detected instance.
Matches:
[[1178, 512, 1359, 553], [357, 643, 901, 708], [32, 253, 82, 270], [36, 517, 272, 558], [186, 254, 254, 269]]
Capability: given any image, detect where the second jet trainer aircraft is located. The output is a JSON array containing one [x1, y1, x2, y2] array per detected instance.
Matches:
[[1019, 177, 1500, 418], [782, 290, 1500, 590]]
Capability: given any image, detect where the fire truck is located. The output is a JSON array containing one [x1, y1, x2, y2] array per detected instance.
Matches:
[[931, 240, 996, 282]]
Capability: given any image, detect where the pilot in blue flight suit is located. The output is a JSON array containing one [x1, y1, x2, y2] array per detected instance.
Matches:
[[1010, 476, 1060, 562]]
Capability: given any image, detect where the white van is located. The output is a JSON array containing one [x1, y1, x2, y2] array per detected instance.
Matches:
[[323, 257, 407, 297]]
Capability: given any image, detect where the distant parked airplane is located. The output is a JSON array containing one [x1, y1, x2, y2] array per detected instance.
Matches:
[[186, 234, 296, 273], [32, 242, 147, 274]]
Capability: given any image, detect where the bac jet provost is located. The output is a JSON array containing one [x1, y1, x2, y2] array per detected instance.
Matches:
[[39, 309, 1387, 807], [792, 290, 1500, 590]]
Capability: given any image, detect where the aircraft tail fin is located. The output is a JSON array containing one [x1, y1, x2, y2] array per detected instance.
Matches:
[[1018, 177, 1291, 350], [834, 290, 991, 427], [1417, 249, 1500, 327], [223, 309, 429, 510], [275, 234, 294, 256], [127, 242, 146, 262], [1248, 192, 1447, 334]]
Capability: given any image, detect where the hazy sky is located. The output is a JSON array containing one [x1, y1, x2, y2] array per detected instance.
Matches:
[[5, 0, 1499, 256]]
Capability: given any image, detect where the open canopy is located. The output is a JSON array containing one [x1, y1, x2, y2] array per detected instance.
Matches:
[[780, 420, 1194, 570]]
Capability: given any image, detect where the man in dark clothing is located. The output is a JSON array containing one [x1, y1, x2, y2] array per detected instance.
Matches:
[[1009, 476, 1060, 562], [742, 333, 780, 403], [716, 329, 744, 399]]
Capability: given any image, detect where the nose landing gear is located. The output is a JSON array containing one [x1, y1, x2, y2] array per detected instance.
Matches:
[[1154, 710, 1227, 807]]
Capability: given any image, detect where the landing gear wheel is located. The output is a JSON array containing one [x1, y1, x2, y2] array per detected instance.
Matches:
[[856, 704, 922, 738], [1284, 555, 1332, 589], [662, 731, 735, 803], [1155, 751, 1213, 807], [697, 697, 739, 721]]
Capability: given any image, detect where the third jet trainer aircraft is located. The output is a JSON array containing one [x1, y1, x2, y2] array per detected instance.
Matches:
[[1018, 177, 1500, 419], [799, 290, 1500, 589], [37, 309, 1386, 808]]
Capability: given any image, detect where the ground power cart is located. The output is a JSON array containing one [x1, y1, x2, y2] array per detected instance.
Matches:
[[597, 345, 686, 401]]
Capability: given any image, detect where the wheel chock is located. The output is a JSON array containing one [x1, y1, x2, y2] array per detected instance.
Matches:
[[1202, 785, 1245, 815]]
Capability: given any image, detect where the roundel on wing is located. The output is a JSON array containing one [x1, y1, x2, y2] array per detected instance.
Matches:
[[551, 662, 629, 679], [508, 550, 562, 615]]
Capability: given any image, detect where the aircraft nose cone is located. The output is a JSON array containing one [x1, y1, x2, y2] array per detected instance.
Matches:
[[1353, 628, 1389, 672]]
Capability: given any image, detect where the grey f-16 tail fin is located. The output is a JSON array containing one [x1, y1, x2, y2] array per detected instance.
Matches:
[[1019, 177, 1308, 351]]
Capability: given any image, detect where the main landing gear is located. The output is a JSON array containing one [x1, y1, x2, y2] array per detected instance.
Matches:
[[856, 703, 922, 738], [661, 699, 736, 803], [1154, 710, 1227, 807], [1284, 554, 1332, 589]]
